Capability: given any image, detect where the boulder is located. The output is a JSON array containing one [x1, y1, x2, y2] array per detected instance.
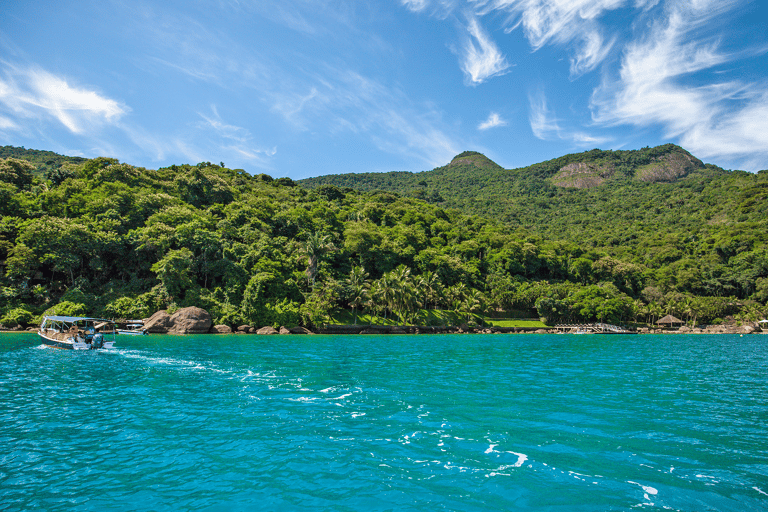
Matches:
[[211, 324, 232, 334], [279, 326, 291, 334], [288, 326, 313, 334], [143, 310, 173, 333], [237, 324, 252, 333], [168, 307, 212, 334], [256, 326, 278, 335], [743, 325, 755, 334]]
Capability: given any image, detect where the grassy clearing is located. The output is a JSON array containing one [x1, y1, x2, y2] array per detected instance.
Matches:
[[327, 309, 548, 328]]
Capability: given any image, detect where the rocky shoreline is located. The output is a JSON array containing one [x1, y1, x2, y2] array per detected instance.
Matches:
[[139, 307, 766, 335], [2, 306, 765, 335]]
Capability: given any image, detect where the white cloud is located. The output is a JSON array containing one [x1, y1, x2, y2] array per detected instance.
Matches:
[[474, 0, 624, 72], [460, 15, 511, 84], [0, 114, 18, 130], [478, 111, 507, 130], [197, 105, 278, 165], [401, 0, 430, 12], [530, 90, 611, 145], [590, 0, 768, 169], [529, 91, 560, 140], [270, 67, 460, 168], [569, 29, 615, 78], [0, 63, 127, 134]]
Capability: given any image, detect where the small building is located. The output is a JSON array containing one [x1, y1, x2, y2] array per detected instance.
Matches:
[[657, 315, 684, 328]]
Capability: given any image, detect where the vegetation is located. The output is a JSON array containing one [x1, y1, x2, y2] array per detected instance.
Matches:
[[1, 144, 766, 330]]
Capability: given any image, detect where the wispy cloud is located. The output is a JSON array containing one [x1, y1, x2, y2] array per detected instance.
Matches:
[[530, 90, 610, 145], [478, 111, 507, 130], [198, 105, 277, 165], [269, 67, 461, 168], [473, 0, 624, 75], [590, 0, 768, 169], [569, 29, 615, 78], [460, 15, 511, 84], [0, 62, 127, 134], [401, 0, 430, 13], [529, 91, 560, 140]]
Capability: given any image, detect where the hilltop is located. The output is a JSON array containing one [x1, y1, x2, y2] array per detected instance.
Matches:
[[299, 144, 766, 256]]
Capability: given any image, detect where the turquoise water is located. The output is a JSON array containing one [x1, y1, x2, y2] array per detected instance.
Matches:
[[1, 333, 766, 511]]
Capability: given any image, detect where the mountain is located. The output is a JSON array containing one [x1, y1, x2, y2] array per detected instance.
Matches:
[[299, 144, 767, 255]]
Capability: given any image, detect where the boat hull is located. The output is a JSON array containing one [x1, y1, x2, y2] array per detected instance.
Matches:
[[38, 331, 113, 350]]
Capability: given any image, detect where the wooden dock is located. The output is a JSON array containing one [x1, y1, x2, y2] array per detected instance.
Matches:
[[554, 322, 636, 334]]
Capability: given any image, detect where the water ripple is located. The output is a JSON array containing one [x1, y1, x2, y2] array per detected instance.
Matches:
[[1, 333, 767, 511]]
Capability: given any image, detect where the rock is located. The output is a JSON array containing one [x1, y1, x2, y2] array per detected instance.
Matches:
[[237, 324, 252, 333], [143, 310, 173, 333], [168, 307, 212, 334], [678, 326, 692, 333], [288, 326, 313, 334], [743, 325, 755, 334], [279, 326, 291, 334], [256, 326, 278, 335], [535, 329, 548, 334], [211, 324, 232, 334]]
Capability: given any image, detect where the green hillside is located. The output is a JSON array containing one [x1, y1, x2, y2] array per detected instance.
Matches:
[[0, 145, 88, 179], [1, 145, 766, 330], [300, 144, 768, 298]]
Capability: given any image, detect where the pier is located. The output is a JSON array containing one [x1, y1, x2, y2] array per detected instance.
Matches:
[[554, 322, 636, 334]]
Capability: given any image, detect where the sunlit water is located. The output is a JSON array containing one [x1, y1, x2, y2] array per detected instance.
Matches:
[[1, 332, 766, 511]]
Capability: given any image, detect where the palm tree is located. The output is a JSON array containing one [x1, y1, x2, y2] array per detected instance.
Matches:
[[445, 283, 467, 323], [463, 289, 486, 324], [418, 271, 442, 311], [302, 232, 334, 288], [347, 266, 369, 325], [389, 266, 421, 325]]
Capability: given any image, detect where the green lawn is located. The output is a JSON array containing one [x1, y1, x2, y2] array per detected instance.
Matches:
[[326, 309, 548, 329]]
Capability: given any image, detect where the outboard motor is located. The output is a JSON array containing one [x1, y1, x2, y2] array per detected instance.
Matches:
[[93, 333, 104, 349]]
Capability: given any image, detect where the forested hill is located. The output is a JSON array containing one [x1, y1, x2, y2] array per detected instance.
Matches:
[[0, 145, 88, 179], [0, 145, 766, 330], [300, 144, 768, 274]]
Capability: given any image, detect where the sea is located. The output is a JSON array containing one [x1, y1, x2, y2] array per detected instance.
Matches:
[[1, 332, 766, 511]]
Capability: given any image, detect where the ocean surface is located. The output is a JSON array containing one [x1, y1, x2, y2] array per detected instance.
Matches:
[[1, 332, 766, 511]]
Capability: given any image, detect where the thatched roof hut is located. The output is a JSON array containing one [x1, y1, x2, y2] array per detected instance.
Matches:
[[657, 314, 684, 326]]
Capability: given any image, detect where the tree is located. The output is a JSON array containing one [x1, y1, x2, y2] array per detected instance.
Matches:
[[0, 158, 34, 190], [418, 270, 442, 311], [150, 248, 195, 301], [302, 232, 334, 288], [346, 266, 369, 325]]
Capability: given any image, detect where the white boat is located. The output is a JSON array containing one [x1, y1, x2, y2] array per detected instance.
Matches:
[[117, 320, 148, 336], [38, 316, 117, 350]]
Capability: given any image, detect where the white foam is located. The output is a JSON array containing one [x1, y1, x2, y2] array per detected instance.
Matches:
[[754, 487, 768, 496]]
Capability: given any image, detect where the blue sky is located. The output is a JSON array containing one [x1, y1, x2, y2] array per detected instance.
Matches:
[[1, 0, 767, 178]]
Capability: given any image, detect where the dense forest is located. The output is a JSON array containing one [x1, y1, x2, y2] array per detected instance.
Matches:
[[0, 144, 766, 330]]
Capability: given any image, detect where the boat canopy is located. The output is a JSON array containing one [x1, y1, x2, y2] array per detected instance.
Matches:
[[43, 316, 113, 323]]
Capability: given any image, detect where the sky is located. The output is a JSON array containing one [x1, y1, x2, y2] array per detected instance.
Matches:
[[1, 0, 767, 179]]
